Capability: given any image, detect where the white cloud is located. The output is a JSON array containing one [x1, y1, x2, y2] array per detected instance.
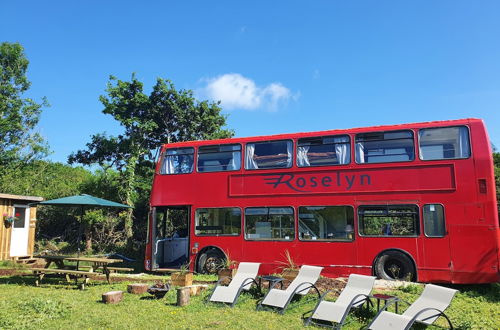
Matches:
[[202, 73, 295, 111]]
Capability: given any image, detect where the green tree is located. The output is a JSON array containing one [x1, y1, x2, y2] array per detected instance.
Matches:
[[0, 42, 49, 169], [69, 75, 233, 239], [494, 152, 500, 213]]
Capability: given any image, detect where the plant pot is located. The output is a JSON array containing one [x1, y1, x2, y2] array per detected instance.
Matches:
[[147, 283, 171, 299], [281, 268, 299, 282], [3, 220, 12, 228], [171, 272, 193, 287]]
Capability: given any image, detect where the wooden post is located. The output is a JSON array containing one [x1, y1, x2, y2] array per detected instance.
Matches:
[[176, 287, 190, 306]]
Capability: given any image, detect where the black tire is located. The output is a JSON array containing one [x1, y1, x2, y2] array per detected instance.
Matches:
[[196, 249, 224, 274], [375, 250, 416, 281]]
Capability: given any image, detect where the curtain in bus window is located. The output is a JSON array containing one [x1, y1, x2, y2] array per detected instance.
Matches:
[[162, 155, 176, 174], [245, 144, 258, 169], [335, 143, 349, 164], [286, 141, 293, 167], [297, 146, 310, 166], [228, 151, 241, 170], [355, 143, 365, 163]]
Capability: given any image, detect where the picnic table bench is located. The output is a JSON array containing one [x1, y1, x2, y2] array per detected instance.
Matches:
[[31, 268, 94, 289]]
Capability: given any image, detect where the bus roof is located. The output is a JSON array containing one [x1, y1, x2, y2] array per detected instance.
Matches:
[[163, 118, 483, 148]]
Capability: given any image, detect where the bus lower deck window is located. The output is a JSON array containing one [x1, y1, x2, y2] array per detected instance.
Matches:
[[423, 204, 446, 237], [195, 208, 241, 236], [298, 206, 354, 241], [358, 205, 419, 237], [244, 207, 294, 240]]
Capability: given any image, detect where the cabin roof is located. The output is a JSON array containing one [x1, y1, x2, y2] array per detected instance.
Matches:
[[0, 193, 44, 202]]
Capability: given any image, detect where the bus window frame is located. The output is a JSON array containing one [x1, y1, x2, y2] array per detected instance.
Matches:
[[296, 134, 351, 168], [159, 147, 195, 175], [417, 125, 472, 161], [297, 205, 355, 242], [357, 204, 420, 238], [355, 129, 416, 165], [422, 203, 447, 238], [196, 143, 242, 173], [244, 139, 294, 171], [243, 206, 296, 241], [194, 206, 242, 237]]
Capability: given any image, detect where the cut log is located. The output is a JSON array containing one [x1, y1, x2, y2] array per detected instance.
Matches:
[[176, 287, 190, 306], [188, 284, 209, 296], [102, 290, 123, 304], [127, 283, 149, 294]]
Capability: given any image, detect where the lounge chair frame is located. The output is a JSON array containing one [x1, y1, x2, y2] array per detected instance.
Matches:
[[302, 289, 374, 329], [367, 297, 455, 330], [208, 276, 261, 307], [256, 279, 321, 314]]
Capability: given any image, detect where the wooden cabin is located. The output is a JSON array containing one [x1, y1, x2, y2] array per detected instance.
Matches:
[[0, 193, 43, 261]]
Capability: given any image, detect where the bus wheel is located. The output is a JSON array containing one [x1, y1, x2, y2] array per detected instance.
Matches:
[[197, 250, 224, 274], [375, 251, 416, 281]]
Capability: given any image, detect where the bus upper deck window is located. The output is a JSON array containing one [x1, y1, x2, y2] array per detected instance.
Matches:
[[245, 140, 293, 170], [297, 135, 350, 167], [419, 126, 470, 160], [197, 144, 241, 172], [160, 147, 194, 174], [355, 130, 414, 164]]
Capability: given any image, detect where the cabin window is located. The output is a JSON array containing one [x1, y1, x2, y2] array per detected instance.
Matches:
[[297, 135, 350, 167], [160, 147, 194, 174], [423, 204, 446, 237], [245, 140, 293, 170], [298, 206, 354, 241], [197, 144, 241, 172], [195, 208, 241, 236], [419, 126, 470, 160], [13, 207, 26, 228], [358, 205, 419, 236], [355, 130, 414, 164], [244, 207, 294, 240]]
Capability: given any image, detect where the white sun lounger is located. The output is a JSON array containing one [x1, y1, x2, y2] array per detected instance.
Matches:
[[208, 262, 261, 307], [303, 274, 376, 329], [257, 265, 323, 314], [368, 284, 458, 330]]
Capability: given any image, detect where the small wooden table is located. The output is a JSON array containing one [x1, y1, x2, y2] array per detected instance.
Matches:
[[66, 257, 121, 284], [258, 275, 284, 290]]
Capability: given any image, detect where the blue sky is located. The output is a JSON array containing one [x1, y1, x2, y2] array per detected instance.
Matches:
[[1, 1, 499, 163]]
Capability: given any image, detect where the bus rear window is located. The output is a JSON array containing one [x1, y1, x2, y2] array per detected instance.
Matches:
[[298, 206, 354, 241], [419, 126, 470, 160], [197, 144, 241, 172], [355, 130, 414, 164], [297, 135, 350, 167], [245, 207, 294, 240], [160, 147, 194, 174], [195, 208, 241, 236], [358, 205, 419, 236], [245, 140, 293, 170]]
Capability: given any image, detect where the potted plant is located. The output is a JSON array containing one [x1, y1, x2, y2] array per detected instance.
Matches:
[[171, 262, 193, 287], [3, 213, 16, 228], [217, 250, 237, 281], [279, 250, 299, 281]]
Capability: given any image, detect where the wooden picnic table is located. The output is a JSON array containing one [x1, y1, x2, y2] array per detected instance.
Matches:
[[33, 255, 122, 288], [66, 257, 122, 284]]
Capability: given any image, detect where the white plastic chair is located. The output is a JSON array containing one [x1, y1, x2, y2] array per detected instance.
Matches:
[[303, 274, 376, 329], [257, 265, 323, 314], [208, 262, 261, 307], [368, 284, 458, 330]]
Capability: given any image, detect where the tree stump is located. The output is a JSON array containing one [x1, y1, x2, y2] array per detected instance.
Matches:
[[176, 287, 190, 306], [188, 284, 209, 296], [102, 290, 123, 304], [127, 283, 149, 294]]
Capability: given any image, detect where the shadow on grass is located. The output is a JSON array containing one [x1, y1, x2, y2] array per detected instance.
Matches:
[[451, 283, 500, 303], [0, 274, 111, 291]]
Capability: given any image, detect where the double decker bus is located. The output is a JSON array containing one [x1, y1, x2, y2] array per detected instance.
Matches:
[[145, 118, 499, 284]]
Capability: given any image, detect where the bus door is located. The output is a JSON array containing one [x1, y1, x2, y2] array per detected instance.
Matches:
[[419, 204, 451, 282], [152, 206, 190, 270]]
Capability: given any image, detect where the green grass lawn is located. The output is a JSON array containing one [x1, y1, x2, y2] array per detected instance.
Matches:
[[0, 274, 498, 329]]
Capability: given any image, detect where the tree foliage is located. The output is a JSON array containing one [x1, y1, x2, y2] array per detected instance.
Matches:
[[0, 42, 49, 169], [494, 152, 500, 213], [69, 75, 234, 240]]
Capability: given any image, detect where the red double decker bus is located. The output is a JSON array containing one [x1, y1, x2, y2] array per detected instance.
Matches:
[[145, 118, 499, 284]]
